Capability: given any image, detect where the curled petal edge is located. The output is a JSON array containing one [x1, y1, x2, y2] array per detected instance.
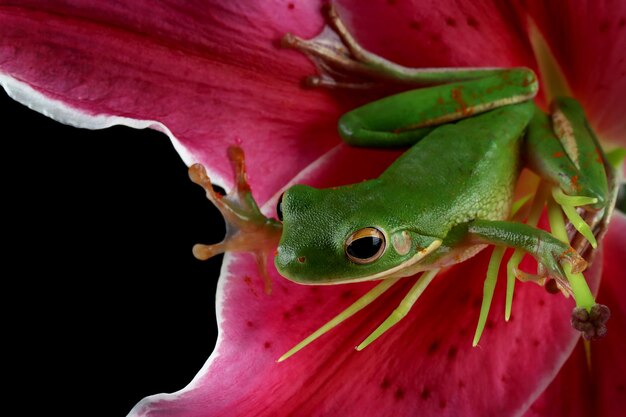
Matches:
[[0, 73, 228, 189]]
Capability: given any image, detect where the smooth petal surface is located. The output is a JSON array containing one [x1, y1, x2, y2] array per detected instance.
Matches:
[[130, 145, 603, 417], [0, 0, 343, 203], [524, 213, 626, 417], [336, 0, 536, 69]]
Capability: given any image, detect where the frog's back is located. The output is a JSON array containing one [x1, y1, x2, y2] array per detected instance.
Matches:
[[379, 102, 535, 237]]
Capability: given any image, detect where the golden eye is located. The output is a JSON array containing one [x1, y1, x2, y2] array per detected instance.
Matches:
[[345, 227, 386, 264]]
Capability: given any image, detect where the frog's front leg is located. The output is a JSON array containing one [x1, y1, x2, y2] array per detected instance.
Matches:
[[466, 219, 610, 341], [189, 147, 282, 294]]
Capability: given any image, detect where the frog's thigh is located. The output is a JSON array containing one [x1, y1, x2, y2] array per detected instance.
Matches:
[[524, 98, 609, 207], [338, 69, 536, 148]]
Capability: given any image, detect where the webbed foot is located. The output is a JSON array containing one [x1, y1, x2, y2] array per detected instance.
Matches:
[[281, 5, 497, 89], [190, 147, 282, 294], [281, 4, 390, 89]]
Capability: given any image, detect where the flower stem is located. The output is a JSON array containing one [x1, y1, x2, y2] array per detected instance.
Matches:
[[547, 198, 595, 310], [474, 247, 505, 346]]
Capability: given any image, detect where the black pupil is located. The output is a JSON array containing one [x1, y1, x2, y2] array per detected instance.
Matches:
[[276, 193, 284, 221], [347, 236, 382, 259]]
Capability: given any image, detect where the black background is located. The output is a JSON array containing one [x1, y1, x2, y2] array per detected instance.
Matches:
[[2, 89, 222, 415]]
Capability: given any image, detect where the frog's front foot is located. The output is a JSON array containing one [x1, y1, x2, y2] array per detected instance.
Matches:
[[189, 147, 282, 294], [281, 4, 410, 89]]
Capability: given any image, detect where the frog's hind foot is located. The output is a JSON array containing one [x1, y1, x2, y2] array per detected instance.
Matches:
[[551, 187, 599, 250], [281, 4, 420, 89], [551, 183, 619, 268], [568, 192, 617, 265], [542, 97, 618, 264], [281, 5, 506, 90], [189, 147, 282, 294]]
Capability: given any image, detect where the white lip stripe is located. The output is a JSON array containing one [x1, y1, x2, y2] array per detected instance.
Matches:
[[306, 238, 444, 285]]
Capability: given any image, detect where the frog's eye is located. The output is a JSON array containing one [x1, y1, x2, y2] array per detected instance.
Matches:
[[345, 227, 386, 264], [276, 193, 284, 222]]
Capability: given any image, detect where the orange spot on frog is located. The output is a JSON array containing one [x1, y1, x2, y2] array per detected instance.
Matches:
[[451, 87, 473, 116]]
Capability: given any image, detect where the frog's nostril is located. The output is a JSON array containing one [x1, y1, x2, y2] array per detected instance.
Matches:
[[276, 245, 300, 270]]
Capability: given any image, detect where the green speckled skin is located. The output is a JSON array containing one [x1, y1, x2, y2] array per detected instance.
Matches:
[[378, 102, 532, 234], [275, 69, 610, 285]]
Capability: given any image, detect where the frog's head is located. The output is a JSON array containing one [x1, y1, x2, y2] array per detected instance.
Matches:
[[274, 183, 442, 284]]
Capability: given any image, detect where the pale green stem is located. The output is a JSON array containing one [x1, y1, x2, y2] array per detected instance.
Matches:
[[547, 198, 595, 311], [528, 16, 572, 101], [277, 278, 401, 362], [356, 269, 439, 351], [511, 193, 532, 216], [551, 187, 598, 207], [505, 250, 524, 321], [473, 247, 505, 347], [551, 188, 598, 248]]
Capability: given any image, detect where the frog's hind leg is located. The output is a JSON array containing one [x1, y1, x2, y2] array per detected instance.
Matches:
[[344, 76, 537, 150], [282, 4, 515, 88], [524, 98, 617, 263], [505, 100, 616, 316]]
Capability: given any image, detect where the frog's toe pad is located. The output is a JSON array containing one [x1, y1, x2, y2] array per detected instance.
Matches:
[[280, 5, 388, 90], [571, 304, 610, 340], [192, 243, 224, 260]]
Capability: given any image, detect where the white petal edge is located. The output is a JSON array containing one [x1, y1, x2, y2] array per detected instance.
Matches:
[[127, 251, 233, 417], [0, 71, 352, 416], [0, 72, 228, 189], [126, 141, 344, 416]]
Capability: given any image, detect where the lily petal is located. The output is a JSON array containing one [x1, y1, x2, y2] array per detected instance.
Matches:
[[130, 146, 603, 417], [524, 212, 626, 417], [335, 0, 536, 68], [0, 1, 345, 203]]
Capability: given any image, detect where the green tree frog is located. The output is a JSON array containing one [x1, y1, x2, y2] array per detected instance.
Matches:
[[189, 5, 617, 360]]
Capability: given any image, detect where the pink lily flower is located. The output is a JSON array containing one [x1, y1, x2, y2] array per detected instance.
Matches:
[[1, 1, 624, 416]]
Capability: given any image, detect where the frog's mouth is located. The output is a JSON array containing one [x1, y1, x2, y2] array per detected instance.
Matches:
[[323, 238, 443, 284], [278, 239, 443, 285]]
